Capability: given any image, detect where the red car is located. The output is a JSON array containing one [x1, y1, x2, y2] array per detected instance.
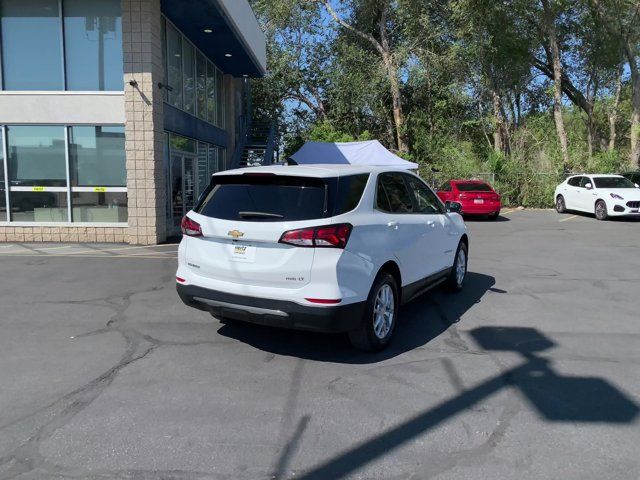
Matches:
[[437, 180, 501, 220]]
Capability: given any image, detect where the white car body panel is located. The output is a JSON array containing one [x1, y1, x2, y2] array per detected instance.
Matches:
[[177, 165, 468, 318]]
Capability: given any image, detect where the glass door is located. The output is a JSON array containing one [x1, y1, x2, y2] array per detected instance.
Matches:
[[169, 153, 196, 235]]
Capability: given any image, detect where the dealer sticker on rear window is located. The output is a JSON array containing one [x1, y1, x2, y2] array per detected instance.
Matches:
[[228, 244, 256, 263]]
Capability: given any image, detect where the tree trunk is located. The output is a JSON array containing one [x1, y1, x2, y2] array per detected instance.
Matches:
[[542, 0, 570, 170], [385, 54, 408, 153], [492, 90, 504, 153], [609, 62, 623, 152], [624, 44, 640, 166]]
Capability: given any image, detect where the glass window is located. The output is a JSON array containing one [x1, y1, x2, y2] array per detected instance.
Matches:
[[10, 191, 68, 222], [166, 22, 182, 108], [69, 126, 126, 187], [208, 145, 219, 174], [1, 130, 6, 221], [377, 173, 414, 213], [567, 177, 581, 187], [456, 182, 493, 192], [439, 182, 452, 192], [63, 0, 123, 91], [594, 177, 636, 189], [197, 142, 208, 197], [196, 175, 328, 222], [406, 175, 443, 214], [579, 177, 592, 188], [196, 52, 207, 120], [0, 0, 64, 90], [6, 126, 66, 186], [72, 191, 127, 222], [216, 69, 224, 127], [182, 41, 195, 114], [169, 133, 196, 154], [335, 174, 369, 215], [206, 61, 216, 123]]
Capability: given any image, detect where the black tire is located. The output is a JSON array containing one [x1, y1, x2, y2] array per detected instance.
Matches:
[[556, 195, 567, 214], [444, 241, 468, 292], [488, 212, 499, 221], [348, 272, 399, 352], [595, 200, 608, 221]]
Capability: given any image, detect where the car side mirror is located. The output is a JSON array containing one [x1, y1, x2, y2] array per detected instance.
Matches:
[[446, 201, 462, 214], [585, 183, 593, 190]]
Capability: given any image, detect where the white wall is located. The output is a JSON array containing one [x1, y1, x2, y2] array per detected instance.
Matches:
[[0, 92, 125, 124]]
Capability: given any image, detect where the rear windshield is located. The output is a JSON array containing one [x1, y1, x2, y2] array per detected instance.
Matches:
[[195, 173, 369, 221], [456, 182, 493, 192], [594, 177, 636, 189]]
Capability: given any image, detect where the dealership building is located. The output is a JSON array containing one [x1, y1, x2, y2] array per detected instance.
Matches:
[[0, 0, 266, 244]]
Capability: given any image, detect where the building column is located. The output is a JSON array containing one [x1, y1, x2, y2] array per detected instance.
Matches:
[[122, 0, 166, 245]]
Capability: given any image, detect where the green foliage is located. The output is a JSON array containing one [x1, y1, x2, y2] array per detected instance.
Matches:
[[307, 121, 374, 143]]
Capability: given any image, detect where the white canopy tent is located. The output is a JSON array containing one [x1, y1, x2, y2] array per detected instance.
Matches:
[[290, 140, 418, 169]]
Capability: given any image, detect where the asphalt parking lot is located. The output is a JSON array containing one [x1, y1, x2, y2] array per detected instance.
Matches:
[[0, 209, 639, 480]]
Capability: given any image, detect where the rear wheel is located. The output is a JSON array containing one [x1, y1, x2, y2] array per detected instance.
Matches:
[[348, 272, 399, 352], [488, 212, 499, 220], [595, 200, 608, 221], [556, 195, 567, 214], [444, 241, 468, 292]]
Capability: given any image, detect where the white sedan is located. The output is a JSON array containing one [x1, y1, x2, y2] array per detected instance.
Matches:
[[176, 164, 469, 351], [555, 174, 640, 220]]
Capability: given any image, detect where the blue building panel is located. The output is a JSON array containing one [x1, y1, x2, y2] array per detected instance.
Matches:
[[163, 104, 228, 148]]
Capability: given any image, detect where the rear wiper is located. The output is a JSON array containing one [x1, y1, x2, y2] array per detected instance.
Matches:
[[238, 211, 284, 219]]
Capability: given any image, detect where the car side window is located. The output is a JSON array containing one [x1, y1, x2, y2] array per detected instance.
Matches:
[[440, 182, 452, 192], [376, 173, 414, 213], [579, 177, 592, 188], [406, 175, 444, 214], [567, 177, 581, 187]]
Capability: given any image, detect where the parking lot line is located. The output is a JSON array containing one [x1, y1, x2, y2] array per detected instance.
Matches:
[[559, 215, 580, 222]]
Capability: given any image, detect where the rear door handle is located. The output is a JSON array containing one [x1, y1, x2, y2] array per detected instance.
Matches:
[[387, 221, 399, 230]]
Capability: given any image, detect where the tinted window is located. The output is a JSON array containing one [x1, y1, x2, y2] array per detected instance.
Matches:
[[567, 177, 581, 187], [182, 41, 195, 114], [6, 126, 67, 186], [335, 174, 369, 215], [166, 22, 183, 108], [64, 0, 123, 91], [594, 177, 636, 189], [1, 0, 64, 90], [406, 176, 443, 214], [69, 126, 126, 187], [579, 177, 592, 188], [456, 182, 493, 192], [196, 175, 328, 222], [439, 182, 452, 192], [376, 173, 414, 213]]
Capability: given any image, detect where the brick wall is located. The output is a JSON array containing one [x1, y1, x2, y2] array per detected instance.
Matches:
[[122, 0, 167, 245], [0, 227, 128, 243]]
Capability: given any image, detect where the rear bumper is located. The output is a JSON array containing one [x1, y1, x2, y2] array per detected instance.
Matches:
[[459, 202, 501, 215], [176, 283, 365, 333]]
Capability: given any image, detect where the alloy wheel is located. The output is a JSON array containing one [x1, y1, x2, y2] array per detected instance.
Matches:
[[456, 248, 467, 286], [373, 284, 395, 339]]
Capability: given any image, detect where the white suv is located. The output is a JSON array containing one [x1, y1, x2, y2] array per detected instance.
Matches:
[[176, 165, 469, 351], [555, 174, 640, 220]]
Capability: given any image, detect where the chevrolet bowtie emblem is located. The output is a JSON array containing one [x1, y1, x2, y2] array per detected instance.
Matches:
[[227, 230, 245, 239]]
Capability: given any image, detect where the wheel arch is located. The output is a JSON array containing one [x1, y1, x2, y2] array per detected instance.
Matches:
[[378, 260, 402, 302]]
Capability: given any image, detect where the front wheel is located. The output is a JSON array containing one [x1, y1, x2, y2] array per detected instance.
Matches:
[[348, 273, 399, 352], [556, 195, 567, 214], [595, 200, 608, 221], [444, 242, 468, 292]]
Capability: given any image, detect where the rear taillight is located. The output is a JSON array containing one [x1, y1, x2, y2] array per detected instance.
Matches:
[[181, 216, 202, 237], [279, 223, 352, 249]]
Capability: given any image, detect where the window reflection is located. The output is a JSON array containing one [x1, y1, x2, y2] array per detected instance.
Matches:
[[72, 192, 127, 223], [0, 0, 64, 90], [63, 0, 123, 91], [11, 191, 68, 222], [167, 22, 183, 108], [69, 126, 126, 187], [6, 126, 67, 187]]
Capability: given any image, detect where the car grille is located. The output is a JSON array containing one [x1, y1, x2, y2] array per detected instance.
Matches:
[[626, 201, 640, 209]]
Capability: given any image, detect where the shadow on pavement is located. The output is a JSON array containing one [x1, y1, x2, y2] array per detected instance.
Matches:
[[463, 214, 511, 222], [216, 272, 495, 364], [293, 326, 639, 480]]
